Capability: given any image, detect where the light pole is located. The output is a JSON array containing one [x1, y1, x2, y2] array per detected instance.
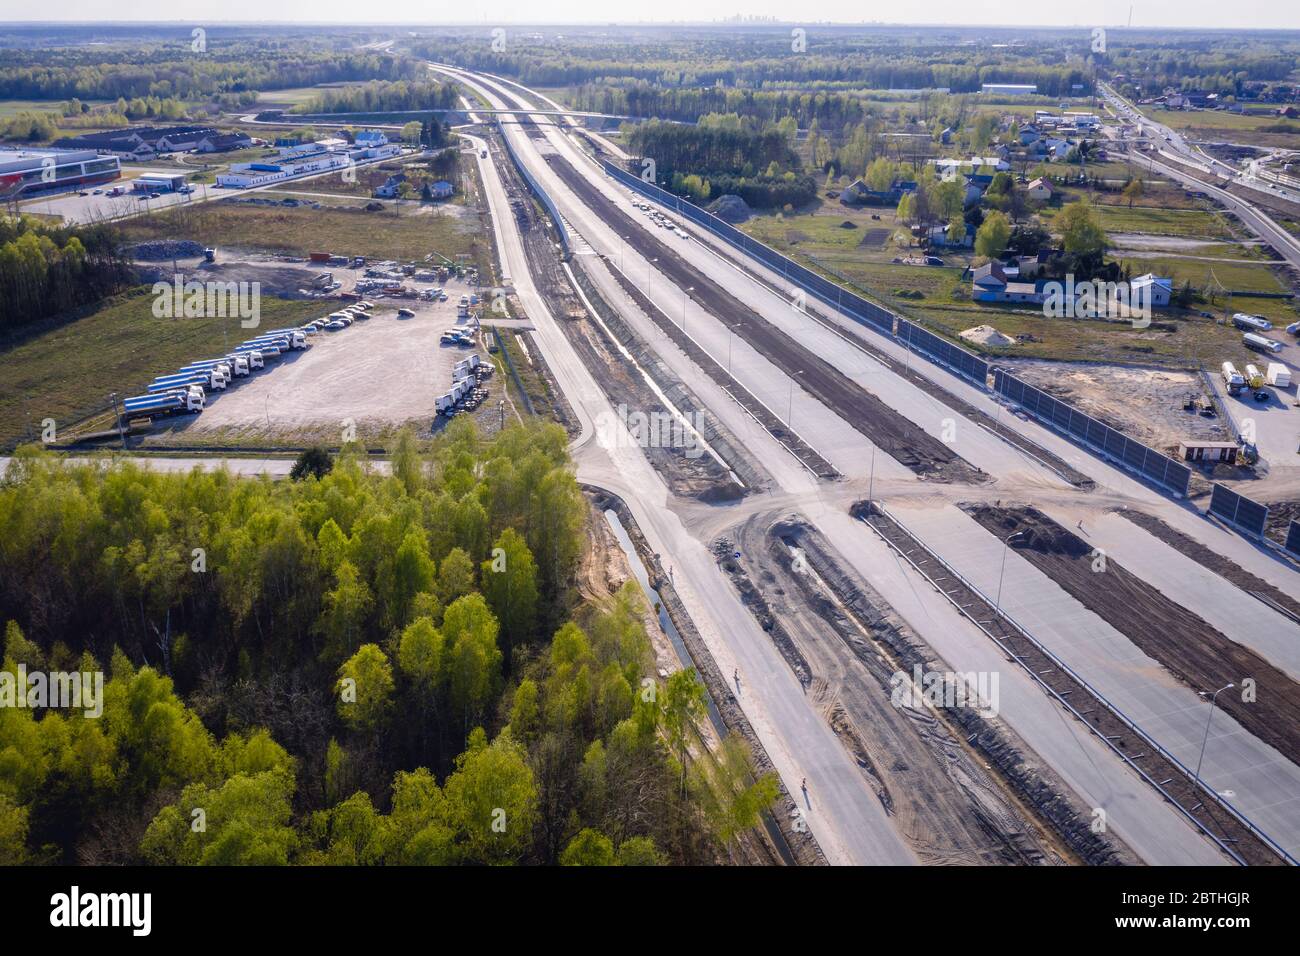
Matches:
[[645, 257, 656, 296], [787, 370, 804, 428], [995, 530, 1025, 614], [727, 325, 736, 374], [867, 443, 878, 506], [681, 286, 693, 331], [1194, 684, 1235, 793]]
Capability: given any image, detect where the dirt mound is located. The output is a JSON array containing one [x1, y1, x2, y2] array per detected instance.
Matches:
[[128, 239, 206, 261], [959, 324, 1016, 347], [708, 194, 752, 224]]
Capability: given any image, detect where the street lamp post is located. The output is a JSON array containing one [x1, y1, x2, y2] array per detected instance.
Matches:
[[995, 531, 1025, 614], [645, 258, 656, 296], [1194, 684, 1235, 793], [787, 370, 804, 428], [681, 286, 693, 331]]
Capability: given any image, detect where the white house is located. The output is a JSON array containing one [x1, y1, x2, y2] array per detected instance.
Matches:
[[1132, 273, 1173, 307], [1026, 177, 1055, 201]]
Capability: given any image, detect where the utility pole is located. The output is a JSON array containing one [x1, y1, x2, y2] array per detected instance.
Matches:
[[109, 392, 127, 449]]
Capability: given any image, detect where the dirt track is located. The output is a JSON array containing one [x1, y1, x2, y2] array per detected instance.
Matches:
[[539, 141, 987, 484], [964, 504, 1300, 771]]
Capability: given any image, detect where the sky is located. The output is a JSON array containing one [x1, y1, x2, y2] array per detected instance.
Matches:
[[7, 2, 1300, 30]]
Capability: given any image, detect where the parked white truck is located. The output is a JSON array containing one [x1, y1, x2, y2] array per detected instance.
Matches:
[[1267, 362, 1292, 388], [1222, 361, 1245, 395]]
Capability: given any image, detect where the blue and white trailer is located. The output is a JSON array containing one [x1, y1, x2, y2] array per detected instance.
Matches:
[[160, 368, 227, 390], [123, 391, 205, 420], [147, 377, 207, 396]]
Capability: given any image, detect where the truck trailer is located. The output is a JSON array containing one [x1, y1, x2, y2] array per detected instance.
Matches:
[[1267, 362, 1291, 388], [123, 391, 205, 420], [1233, 313, 1273, 332], [1243, 332, 1283, 354]]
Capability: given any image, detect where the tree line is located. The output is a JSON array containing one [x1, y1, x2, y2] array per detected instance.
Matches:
[[0, 421, 776, 865], [293, 80, 460, 116], [0, 219, 133, 334], [0, 47, 421, 102]]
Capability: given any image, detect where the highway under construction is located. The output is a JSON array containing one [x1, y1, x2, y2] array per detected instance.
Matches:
[[434, 62, 1300, 868]]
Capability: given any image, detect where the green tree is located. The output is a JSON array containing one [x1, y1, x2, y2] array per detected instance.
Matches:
[[481, 527, 538, 674], [442, 594, 503, 726], [974, 210, 1012, 260], [1058, 198, 1108, 258], [140, 767, 297, 865], [560, 828, 615, 866], [442, 728, 537, 865], [336, 644, 395, 733], [436, 547, 475, 606]]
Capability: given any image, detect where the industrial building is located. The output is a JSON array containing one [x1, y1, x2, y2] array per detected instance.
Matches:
[[132, 173, 188, 193], [981, 83, 1038, 96], [0, 146, 121, 197], [216, 132, 401, 189]]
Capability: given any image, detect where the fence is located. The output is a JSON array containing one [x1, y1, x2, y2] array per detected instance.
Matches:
[[1209, 483, 1269, 538], [992, 368, 1192, 497], [1286, 520, 1300, 559], [896, 319, 990, 385], [500, 122, 570, 255]]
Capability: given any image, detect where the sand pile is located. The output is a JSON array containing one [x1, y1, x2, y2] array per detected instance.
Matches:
[[960, 324, 1016, 347]]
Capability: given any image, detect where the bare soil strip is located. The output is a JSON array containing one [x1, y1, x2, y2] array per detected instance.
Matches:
[[1117, 508, 1300, 620], [540, 143, 987, 484], [963, 504, 1300, 774], [857, 500, 1282, 865], [713, 511, 1111, 865]]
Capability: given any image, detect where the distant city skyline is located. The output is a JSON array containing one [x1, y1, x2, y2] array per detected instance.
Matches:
[[3, 3, 1298, 31]]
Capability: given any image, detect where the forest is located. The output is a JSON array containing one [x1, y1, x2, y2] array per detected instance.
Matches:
[[0, 422, 776, 865], [0, 219, 133, 334], [0, 46, 421, 102], [292, 80, 460, 115], [628, 115, 817, 209]]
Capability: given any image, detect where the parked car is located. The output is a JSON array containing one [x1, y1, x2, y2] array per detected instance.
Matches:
[[398, 308, 416, 318]]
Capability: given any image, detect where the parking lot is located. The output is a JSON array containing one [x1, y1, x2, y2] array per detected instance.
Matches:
[[147, 279, 489, 444]]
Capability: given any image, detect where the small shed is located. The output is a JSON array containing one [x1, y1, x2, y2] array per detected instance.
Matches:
[[1177, 440, 1239, 464]]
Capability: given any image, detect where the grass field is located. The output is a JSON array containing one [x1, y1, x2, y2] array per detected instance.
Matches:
[[0, 289, 325, 449], [1138, 106, 1300, 149], [119, 198, 487, 268]]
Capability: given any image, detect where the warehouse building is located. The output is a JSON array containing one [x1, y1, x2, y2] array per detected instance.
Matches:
[[981, 83, 1038, 96], [0, 146, 121, 197]]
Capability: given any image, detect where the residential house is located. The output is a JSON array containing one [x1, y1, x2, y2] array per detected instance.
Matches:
[[971, 262, 1048, 303], [427, 179, 454, 200], [1132, 273, 1173, 307], [925, 221, 975, 248], [1025, 177, 1055, 201], [354, 129, 389, 147], [839, 177, 916, 206], [374, 173, 406, 199], [1019, 124, 1041, 145]]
